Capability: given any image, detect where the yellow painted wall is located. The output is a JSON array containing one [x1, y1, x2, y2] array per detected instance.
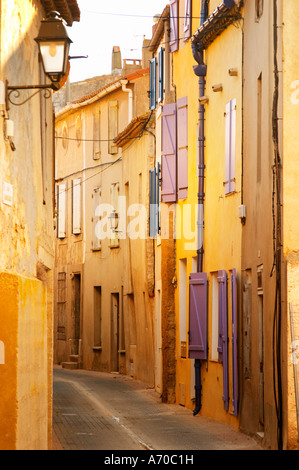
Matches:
[[173, 1, 242, 428], [0, 272, 48, 450]]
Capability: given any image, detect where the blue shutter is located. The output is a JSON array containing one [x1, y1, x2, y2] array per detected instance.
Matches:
[[218, 270, 229, 410], [158, 47, 164, 103], [231, 269, 238, 416], [189, 272, 208, 360], [150, 58, 157, 110], [149, 168, 157, 237]]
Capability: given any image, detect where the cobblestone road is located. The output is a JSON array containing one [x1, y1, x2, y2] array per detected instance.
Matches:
[[52, 366, 263, 452]]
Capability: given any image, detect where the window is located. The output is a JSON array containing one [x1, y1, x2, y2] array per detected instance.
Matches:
[[224, 98, 236, 195], [57, 272, 66, 340], [108, 100, 118, 154], [57, 183, 66, 238], [94, 286, 102, 348], [72, 179, 81, 235], [93, 109, 101, 160]]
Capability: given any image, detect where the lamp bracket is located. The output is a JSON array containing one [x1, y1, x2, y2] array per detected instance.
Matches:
[[6, 81, 58, 109]]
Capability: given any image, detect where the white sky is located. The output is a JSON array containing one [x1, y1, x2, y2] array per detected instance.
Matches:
[[67, 0, 168, 83]]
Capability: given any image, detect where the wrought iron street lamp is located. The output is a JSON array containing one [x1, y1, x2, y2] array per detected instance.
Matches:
[[6, 11, 72, 108]]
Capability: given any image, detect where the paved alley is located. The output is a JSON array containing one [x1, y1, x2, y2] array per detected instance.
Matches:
[[52, 366, 263, 452]]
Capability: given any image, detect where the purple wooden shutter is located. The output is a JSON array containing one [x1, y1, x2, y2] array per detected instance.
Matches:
[[231, 269, 238, 416], [177, 97, 188, 200], [184, 0, 192, 39], [161, 103, 177, 203], [218, 270, 229, 410], [170, 0, 179, 52], [189, 272, 208, 360]]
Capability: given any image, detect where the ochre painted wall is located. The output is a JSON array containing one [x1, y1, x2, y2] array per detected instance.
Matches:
[[0, 272, 48, 450]]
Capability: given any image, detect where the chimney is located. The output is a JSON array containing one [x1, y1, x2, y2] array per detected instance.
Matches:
[[112, 46, 122, 74]]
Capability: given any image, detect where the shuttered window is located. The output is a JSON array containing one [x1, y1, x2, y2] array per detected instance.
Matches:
[[184, 0, 192, 39], [225, 98, 236, 195], [92, 187, 101, 251], [150, 58, 157, 110], [158, 48, 164, 103], [108, 100, 118, 154], [218, 270, 229, 410], [177, 97, 188, 199], [72, 178, 81, 235], [189, 272, 208, 360], [57, 183, 66, 239], [161, 103, 177, 203], [170, 0, 179, 52]]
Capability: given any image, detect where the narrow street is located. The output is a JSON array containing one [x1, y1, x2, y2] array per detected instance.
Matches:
[[52, 366, 263, 452]]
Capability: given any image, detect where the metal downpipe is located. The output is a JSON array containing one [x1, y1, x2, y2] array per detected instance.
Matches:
[[191, 0, 207, 416]]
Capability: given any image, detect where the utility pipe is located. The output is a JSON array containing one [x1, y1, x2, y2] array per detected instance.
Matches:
[[191, 0, 207, 416], [121, 79, 133, 123]]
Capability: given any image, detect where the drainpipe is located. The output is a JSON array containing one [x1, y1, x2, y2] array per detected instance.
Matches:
[[121, 79, 133, 123], [191, 0, 207, 416]]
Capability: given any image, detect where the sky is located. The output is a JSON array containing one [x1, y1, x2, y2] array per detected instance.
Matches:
[[67, 0, 169, 83]]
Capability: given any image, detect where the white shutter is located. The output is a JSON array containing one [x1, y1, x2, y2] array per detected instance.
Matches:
[[72, 178, 81, 235], [225, 99, 236, 194], [58, 183, 66, 238], [92, 187, 101, 250]]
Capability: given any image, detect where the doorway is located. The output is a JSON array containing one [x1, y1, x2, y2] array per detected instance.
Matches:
[[111, 293, 119, 372], [72, 274, 81, 356]]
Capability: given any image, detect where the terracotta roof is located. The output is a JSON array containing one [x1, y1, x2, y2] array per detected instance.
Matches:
[[41, 0, 80, 26], [71, 68, 150, 105], [114, 112, 152, 148]]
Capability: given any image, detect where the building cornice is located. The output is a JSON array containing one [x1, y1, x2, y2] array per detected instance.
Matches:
[[41, 0, 80, 26]]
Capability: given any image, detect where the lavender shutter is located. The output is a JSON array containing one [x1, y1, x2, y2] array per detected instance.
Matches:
[[184, 0, 192, 39], [177, 97, 188, 200], [218, 270, 229, 410], [231, 269, 238, 416], [161, 103, 177, 203], [188, 272, 208, 360], [170, 0, 179, 52]]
